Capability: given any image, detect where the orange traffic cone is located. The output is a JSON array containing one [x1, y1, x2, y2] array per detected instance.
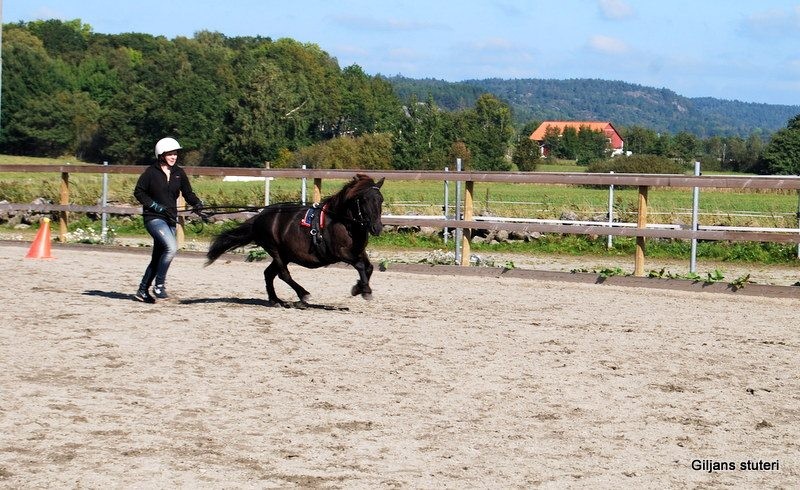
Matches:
[[25, 217, 55, 259]]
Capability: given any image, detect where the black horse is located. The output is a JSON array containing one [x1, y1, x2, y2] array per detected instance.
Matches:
[[206, 174, 385, 305]]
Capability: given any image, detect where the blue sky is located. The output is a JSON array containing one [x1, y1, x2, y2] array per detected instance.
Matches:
[[6, 1, 800, 106]]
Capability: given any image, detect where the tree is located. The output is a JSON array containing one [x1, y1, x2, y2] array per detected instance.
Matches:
[[11, 91, 100, 158], [74, 55, 123, 105], [261, 38, 344, 142], [742, 133, 766, 173], [448, 141, 472, 169], [556, 126, 578, 159], [339, 65, 401, 135], [762, 114, 800, 175], [672, 131, 700, 163], [575, 127, 610, 165], [512, 136, 538, 171], [788, 114, 800, 131], [455, 94, 512, 170], [623, 126, 659, 154], [93, 85, 155, 164], [652, 132, 671, 157], [1, 27, 71, 154], [26, 19, 91, 63], [541, 126, 562, 159], [392, 95, 452, 170], [218, 59, 309, 166]]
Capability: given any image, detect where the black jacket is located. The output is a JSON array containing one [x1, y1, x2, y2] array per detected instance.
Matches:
[[134, 163, 201, 224]]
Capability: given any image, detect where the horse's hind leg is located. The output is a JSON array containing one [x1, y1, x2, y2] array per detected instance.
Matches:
[[270, 258, 311, 303], [263, 261, 284, 306]]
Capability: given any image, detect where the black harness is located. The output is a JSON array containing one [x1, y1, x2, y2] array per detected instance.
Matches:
[[300, 202, 328, 255]]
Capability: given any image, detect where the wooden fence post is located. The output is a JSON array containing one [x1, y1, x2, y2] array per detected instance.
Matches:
[[59, 172, 69, 242], [460, 180, 474, 266], [634, 185, 649, 276], [313, 178, 322, 203], [176, 196, 185, 248]]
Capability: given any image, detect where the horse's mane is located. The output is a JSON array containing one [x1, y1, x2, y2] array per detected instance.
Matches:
[[324, 174, 377, 209], [255, 174, 376, 214]]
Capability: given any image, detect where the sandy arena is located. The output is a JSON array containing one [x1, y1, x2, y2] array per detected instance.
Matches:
[[1, 242, 798, 488]]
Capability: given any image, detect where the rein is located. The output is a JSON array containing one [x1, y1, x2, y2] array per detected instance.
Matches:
[[179, 205, 270, 233], [199, 183, 380, 228], [189, 204, 267, 216]]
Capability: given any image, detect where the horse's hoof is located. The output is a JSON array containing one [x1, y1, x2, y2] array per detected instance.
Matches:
[[350, 285, 360, 296], [300, 294, 311, 303], [266, 299, 284, 307], [361, 292, 373, 300]]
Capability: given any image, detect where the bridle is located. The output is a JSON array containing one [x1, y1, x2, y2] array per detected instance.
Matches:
[[352, 198, 369, 229], [350, 186, 382, 230]]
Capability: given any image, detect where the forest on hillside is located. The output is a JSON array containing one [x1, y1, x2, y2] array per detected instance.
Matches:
[[389, 76, 800, 138], [2, 19, 799, 174]]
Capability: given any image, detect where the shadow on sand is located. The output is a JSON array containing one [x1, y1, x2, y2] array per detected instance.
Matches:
[[82, 290, 349, 310]]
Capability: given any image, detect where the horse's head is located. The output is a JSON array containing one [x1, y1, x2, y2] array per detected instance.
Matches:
[[345, 174, 385, 236]]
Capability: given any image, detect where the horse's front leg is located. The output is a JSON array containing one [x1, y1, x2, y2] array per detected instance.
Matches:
[[350, 253, 374, 300]]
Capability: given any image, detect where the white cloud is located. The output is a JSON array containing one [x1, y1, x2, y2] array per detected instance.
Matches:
[[456, 37, 536, 66], [330, 14, 446, 32], [333, 44, 369, 57], [598, 0, 634, 20], [471, 37, 515, 51], [587, 35, 630, 55], [740, 6, 800, 39], [788, 58, 800, 73], [31, 7, 66, 21], [387, 47, 420, 61], [492, 1, 526, 18]]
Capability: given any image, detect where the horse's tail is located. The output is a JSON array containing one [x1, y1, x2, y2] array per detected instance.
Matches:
[[206, 219, 256, 265]]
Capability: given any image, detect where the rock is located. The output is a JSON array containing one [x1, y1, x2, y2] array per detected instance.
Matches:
[[5, 215, 23, 227], [31, 197, 49, 205], [418, 226, 440, 237], [560, 210, 578, 221], [396, 225, 420, 234]]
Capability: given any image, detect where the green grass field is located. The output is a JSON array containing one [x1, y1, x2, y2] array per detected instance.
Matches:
[[2, 155, 799, 265], [4, 155, 795, 227]]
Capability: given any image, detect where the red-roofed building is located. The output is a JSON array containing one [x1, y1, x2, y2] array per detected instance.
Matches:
[[529, 121, 624, 157]]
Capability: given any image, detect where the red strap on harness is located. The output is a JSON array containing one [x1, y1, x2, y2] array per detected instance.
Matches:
[[299, 204, 327, 228]]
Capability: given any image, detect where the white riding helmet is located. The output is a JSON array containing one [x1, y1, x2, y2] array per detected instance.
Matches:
[[155, 137, 182, 158]]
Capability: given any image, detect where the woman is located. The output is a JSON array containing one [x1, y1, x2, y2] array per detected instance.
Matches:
[[133, 137, 204, 303]]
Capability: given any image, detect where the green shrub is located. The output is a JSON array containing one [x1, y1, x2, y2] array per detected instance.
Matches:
[[290, 133, 394, 170], [587, 154, 688, 174]]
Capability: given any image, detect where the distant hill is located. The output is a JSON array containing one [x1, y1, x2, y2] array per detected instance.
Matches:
[[387, 76, 800, 137]]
